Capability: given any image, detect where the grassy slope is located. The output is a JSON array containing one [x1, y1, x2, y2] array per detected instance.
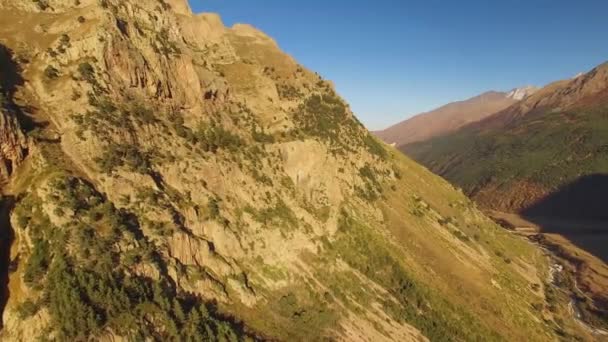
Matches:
[[403, 104, 608, 213], [377, 150, 552, 340], [218, 146, 567, 341]]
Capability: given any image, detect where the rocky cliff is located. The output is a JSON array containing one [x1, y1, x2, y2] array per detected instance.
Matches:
[[0, 0, 591, 341], [0, 46, 28, 186]]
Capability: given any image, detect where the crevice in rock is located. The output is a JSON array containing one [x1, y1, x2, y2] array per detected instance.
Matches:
[[0, 196, 15, 331]]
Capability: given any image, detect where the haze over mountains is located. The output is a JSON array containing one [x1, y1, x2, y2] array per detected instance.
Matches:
[[375, 86, 538, 147]]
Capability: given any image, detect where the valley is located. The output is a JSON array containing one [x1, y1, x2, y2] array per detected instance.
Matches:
[[488, 210, 608, 333]]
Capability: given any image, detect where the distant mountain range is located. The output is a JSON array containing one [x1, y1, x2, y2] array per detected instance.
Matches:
[[374, 86, 538, 147], [389, 62, 608, 334], [400, 62, 608, 218]]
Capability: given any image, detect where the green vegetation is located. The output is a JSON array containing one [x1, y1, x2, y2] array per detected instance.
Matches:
[[294, 93, 351, 143], [363, 133, 388, 159], [16, 299, 40, 319], [195, 122, 243, 153], [270, 290, 338, 339], [44, 65, 59, 79], [405, 106, 608, 199], [355, 164, 383, 201], [33, 0, 49, 10], [78, 62, 96, 84], [13, 175, 253, 341], [56, 34, 71, 54], [245, 199, 298, 231], [326, 210, 501, 341], [23, 238, 50, 286], [292, 91, 388, 160], [96, 143, 150, 174], [251, 127, 275, 144], [276, 83, 303, 100], [0, 86, 7, 107], [170, 113, 243, 153]]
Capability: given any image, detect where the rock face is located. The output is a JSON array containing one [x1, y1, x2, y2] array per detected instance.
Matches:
[[166, 0, 191, 15], [375, 91, 519, 147], [0, 109, 27, 184], [0, 1, 589, 341], [0, 44, 28, 186]]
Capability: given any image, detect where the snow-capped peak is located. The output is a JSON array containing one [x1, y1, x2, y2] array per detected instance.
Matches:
[[507, 86, 539, 100]]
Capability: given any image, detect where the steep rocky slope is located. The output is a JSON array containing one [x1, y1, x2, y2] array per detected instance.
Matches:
[[0, 46, 29, 186], [375, 88, 537, 147], [403, 62, 608, 215], [0, 0, 590, 341]]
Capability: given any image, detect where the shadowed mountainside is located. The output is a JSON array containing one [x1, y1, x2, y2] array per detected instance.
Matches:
[[522, 174, 608, 222], [521, 174, 608, 263]]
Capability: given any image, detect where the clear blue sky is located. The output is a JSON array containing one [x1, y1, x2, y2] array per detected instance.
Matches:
[[189, 0, 608, 130]]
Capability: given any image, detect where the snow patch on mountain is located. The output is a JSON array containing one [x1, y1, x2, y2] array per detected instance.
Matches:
[[507, 86, 539, 100]]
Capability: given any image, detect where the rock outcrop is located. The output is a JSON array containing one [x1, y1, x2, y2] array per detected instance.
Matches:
[[0, 109, 27, 184]]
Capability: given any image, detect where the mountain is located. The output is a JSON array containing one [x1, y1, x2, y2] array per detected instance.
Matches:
[[0, 0, 593, 341], [375, 87, 537, 147], [402, 62, 608, 335], [403, 62, 608, 216]]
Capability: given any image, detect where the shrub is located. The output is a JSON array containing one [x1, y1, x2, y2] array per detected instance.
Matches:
[[12, 173, 255, 340], [294, 94, 347, 142], [17, 299, 40, 319], [33, 0, 49, 10], [245, 199, 298, 230], [276, 83, 302, 100], [207, 197, 220, 220], [44, 65, 59, 79], [78, 62, 96, 83], [363, 134, 388, 159], [60, 34, 70, 46], [358, 164, 382, 200], [194, 123, 243, 153], [252, 128, 275, 144], [23, 238, 51, 285], [131, 104, 157, 124], [96, 144, 150, 174]]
